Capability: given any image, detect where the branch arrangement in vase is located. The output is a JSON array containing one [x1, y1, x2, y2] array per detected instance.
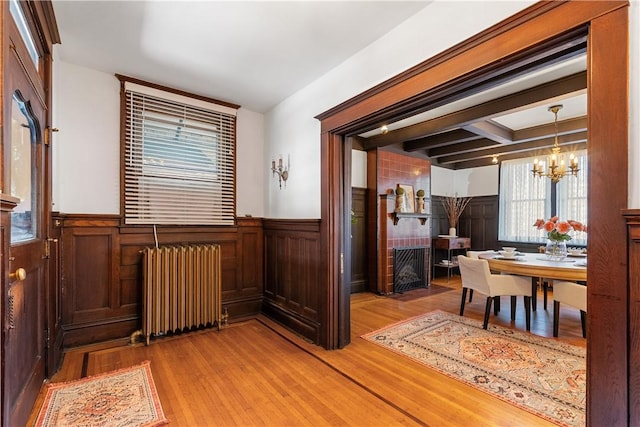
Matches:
[[441, 196, 472, 230]]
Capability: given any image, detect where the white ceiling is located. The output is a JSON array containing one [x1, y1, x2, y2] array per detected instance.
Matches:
[[52, 0, 431, 113]]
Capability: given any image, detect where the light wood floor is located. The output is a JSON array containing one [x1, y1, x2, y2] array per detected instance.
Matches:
[[28, 276, 586, 426]]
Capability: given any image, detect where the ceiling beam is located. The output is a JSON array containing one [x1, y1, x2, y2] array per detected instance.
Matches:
[[435, 131, 588, 164], [461, 120, 513, 144], [451, 141, 588, 169], [403, 128, 482, 151], [427, 115, 586, 158], [363, 71, 586, 150], [427, 138, 501, 157]]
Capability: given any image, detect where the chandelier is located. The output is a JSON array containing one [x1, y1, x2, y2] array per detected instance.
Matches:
[[531, 104, 579, 183]]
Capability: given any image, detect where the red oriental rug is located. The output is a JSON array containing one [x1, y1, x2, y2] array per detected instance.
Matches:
[[34, 361, 167, 427], [362, 310, 585, 426]]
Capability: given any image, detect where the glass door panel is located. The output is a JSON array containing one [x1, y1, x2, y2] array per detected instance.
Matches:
[[10, 94, 37, 242]]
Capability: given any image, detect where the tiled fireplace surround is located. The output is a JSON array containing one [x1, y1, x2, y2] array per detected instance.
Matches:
[[370, 150, 432, 294]]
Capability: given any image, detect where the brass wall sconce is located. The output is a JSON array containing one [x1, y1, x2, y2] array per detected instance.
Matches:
[[271, 154, 289, 189]]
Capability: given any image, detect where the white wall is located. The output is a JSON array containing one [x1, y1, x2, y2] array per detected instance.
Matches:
[[630, 0, 640, 207], [430, 165, 498, 197], [236, 108, 265, 217], [351, 150, 367, 188], [52, 59, 120, 214], [52, 56, 266, 217], [265, 1, 537, 218], [52, 1, 640, 217]]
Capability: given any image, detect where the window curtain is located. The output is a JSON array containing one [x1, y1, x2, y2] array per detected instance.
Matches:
[[499, 157, 551, 242], [556, 149, 588, 245]]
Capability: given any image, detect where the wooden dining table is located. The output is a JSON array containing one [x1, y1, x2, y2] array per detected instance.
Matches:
[[483, 252, 587, 282], [480, 252, 587, 311]]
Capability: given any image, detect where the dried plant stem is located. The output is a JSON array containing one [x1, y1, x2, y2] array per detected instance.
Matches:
[[441, 196, 472, 228]]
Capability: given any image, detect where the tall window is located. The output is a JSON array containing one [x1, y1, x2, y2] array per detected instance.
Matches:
[[122, 81, 237, 225], [556, 151, 588, 245], [499, 150, 588, 245]]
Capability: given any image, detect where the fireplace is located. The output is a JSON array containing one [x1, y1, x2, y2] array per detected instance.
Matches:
[[393, 246, 427, 293]]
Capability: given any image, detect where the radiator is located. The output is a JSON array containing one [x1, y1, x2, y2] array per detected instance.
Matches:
[[141, 244, 223, 345]]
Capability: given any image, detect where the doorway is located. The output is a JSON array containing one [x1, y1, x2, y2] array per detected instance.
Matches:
[[318, 2, 629, 423]]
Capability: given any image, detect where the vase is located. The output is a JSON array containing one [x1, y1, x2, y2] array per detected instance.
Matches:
[[449, 227, 457, 237], [545, 239, 567, 261]]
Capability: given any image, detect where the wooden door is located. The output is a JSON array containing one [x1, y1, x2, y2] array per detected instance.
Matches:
[[3, 81, 48, 427], [2, 6, 52, 424], [350, 188, 367, 293]]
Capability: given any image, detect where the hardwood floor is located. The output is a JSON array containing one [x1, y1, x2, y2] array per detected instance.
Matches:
[[28, 276, 586, 426]]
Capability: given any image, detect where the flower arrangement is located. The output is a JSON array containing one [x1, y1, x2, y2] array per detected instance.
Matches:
[[533, 216, 588, 242]]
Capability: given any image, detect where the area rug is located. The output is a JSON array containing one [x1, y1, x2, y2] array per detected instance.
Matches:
[[35, 361, 167, 427], [362, 310, 585, 426]]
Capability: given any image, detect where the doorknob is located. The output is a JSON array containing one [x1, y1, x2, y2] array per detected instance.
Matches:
[[9, 268, 26, 281]]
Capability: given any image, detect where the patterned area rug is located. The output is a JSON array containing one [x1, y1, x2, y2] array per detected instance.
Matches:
[[35, 361, 167, 427], [362, 310, 585, 426]]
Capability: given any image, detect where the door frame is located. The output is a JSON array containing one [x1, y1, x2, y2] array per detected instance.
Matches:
[[317, 1, 629, 424]]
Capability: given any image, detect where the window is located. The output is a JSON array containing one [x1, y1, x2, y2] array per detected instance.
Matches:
[[499, 150, 588, 245], [9, 0, 39, 70], [122, 81, 237, 225]]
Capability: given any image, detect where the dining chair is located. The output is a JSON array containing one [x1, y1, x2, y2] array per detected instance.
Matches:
[[464, 250, 496, 303], [552, 281, 587, 338], [457, 255, 532, 331]]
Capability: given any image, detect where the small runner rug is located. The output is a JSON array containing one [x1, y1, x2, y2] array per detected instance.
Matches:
[[362, 310, 585, 426], [35, 360, 167, 427]]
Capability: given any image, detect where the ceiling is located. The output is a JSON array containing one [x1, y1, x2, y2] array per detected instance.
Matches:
[[51, 0, 430, 113], [52, 1, 587, 171], [356, 36, 588, 170]]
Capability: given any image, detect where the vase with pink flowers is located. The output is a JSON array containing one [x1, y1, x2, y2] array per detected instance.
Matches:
[[533, 216, 588, 261]]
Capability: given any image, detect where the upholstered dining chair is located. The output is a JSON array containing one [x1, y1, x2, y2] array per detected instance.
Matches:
[[464, 250, 497, 303], [552, 281, 587, 338], [457, 255, 532, 331]]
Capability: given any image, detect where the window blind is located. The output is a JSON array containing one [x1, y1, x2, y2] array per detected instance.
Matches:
[[123, 85, 236, 225]]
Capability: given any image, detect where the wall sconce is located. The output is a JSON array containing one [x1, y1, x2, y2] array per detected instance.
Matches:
[[492, 155, 499, 164], [271, 154, 289, 189]]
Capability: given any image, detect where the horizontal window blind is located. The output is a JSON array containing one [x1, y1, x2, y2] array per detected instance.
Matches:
[[124, 86, 236, 225]]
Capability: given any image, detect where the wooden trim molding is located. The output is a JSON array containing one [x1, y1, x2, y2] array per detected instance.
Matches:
[[624, 209, 640, 425], [316, 1, 630, 424]]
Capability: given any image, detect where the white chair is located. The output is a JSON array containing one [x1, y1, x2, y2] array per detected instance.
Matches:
[[552, 281, 587, 338], [457, 255, 532, 330], [466, 250, 495, 259], [464, 250, 496, 303]]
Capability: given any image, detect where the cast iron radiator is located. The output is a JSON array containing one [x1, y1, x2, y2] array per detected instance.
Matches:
[[141, 244, 222, 345]]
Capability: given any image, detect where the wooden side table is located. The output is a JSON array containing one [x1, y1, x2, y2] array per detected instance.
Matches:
[[432, 237, 471, 281]]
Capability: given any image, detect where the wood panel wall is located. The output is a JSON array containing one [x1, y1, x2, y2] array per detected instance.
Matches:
[[262, 219, 321, 343], [624, 209, 640, 425], [350, 187, 368, 294], [53, 214, 264, 347], [432, 195, 498, 251]]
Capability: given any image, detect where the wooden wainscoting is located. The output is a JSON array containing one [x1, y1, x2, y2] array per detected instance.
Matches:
[[54, 214, 263, 347], [624, 209, 640, 425], [262, 219, 321, 344]]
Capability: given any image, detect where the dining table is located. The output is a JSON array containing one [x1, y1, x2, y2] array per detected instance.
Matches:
[[480, 251, 587, 311], [483, 252, 587, 282]]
